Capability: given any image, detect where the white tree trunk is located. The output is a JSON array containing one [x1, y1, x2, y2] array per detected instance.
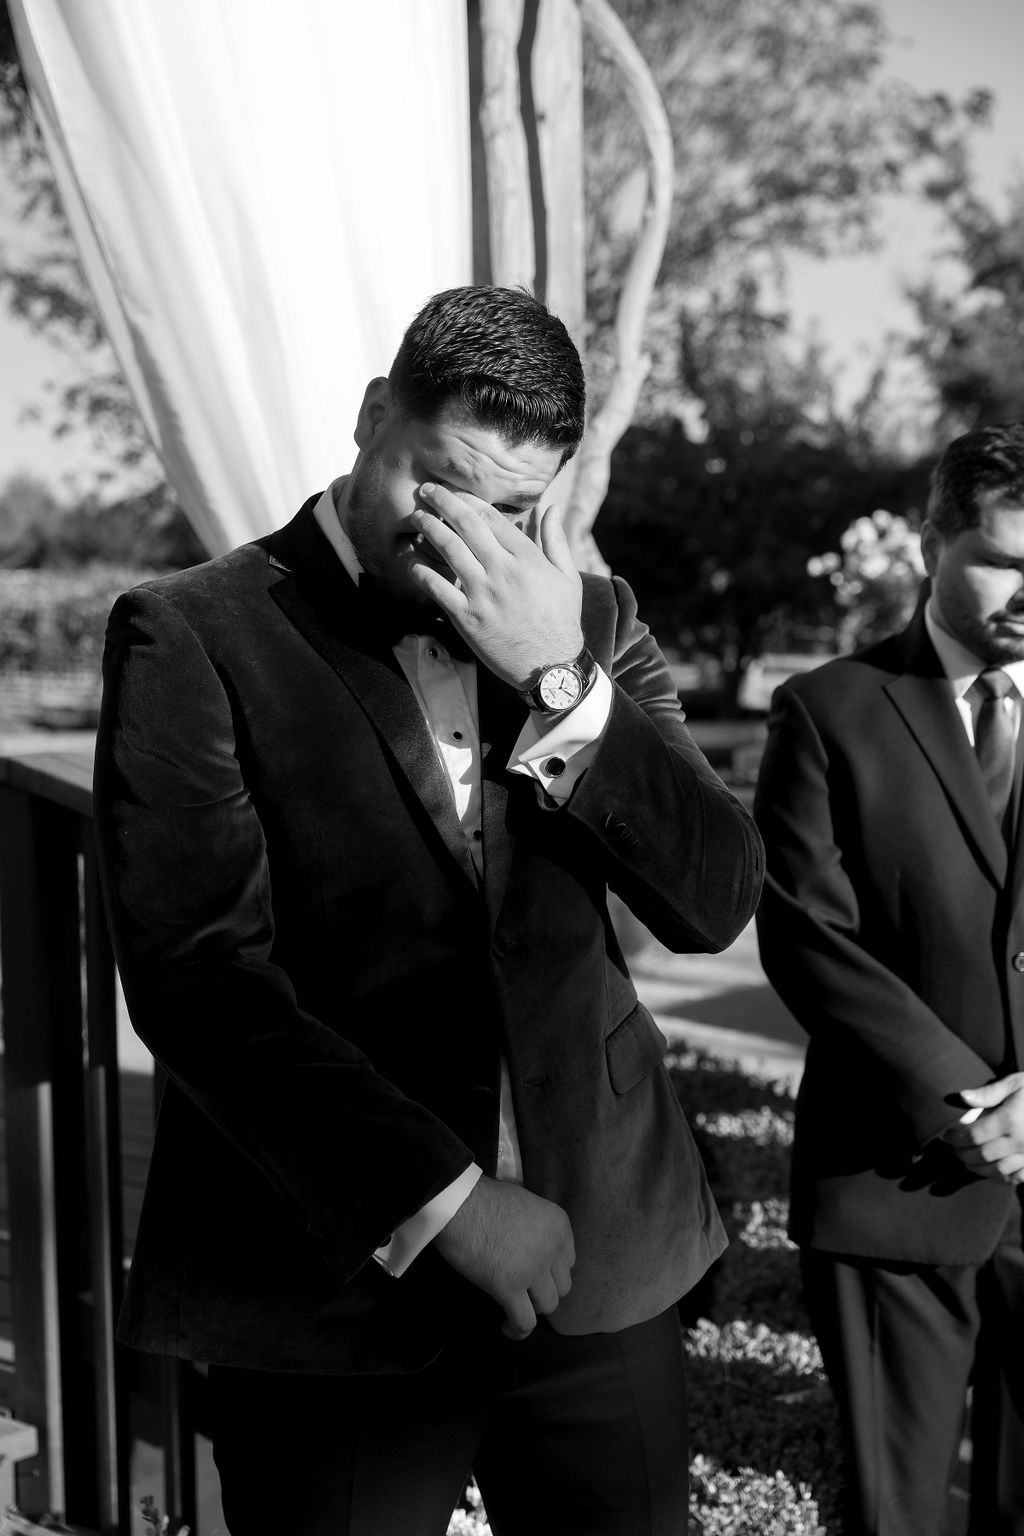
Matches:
[[475, 0, 670, 574], [478, 0, 535, 289], [567, 0, 674, 573]]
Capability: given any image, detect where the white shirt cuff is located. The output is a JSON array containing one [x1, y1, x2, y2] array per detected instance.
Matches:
[[507, 665, 613, 802], [372, 1163, 482, 1278]]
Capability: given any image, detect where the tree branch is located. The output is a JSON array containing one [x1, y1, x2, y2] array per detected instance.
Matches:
[[567, 0, 673, 572]]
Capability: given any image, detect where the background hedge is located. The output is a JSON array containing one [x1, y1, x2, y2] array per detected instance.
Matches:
[[0, 565, 155, 673]]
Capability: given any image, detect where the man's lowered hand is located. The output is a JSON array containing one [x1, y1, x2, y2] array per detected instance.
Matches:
[[433, 1175, 575, 1339]]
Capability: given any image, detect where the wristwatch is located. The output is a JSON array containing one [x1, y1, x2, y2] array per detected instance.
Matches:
[[520, 647, 598, 716]]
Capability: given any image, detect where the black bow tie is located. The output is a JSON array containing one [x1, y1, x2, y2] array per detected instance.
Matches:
[[358, 574, 474, 662]]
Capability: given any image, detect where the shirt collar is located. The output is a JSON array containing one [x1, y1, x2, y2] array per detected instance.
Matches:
[[924, 598, 1024, 700], [312, 477, 361, 585]]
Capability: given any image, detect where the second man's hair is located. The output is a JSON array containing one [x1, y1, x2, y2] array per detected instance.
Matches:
[[928, 421, 1024, 537]]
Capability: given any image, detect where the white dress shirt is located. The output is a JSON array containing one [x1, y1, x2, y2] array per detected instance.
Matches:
[[311, 480, 613, 1274]]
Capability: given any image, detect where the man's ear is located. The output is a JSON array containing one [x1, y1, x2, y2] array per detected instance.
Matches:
[[354, 377, 393, 450], [920, 520, 941, 578]]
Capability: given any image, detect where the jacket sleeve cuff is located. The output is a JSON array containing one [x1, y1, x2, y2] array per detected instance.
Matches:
[[372, 1163, 482, 1278]]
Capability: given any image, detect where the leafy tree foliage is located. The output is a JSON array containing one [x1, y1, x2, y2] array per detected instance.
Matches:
[[0, 6, 158, 483], [600, 419, 929, 705], [0, 0, 1005, 650], [0, 471, 62, 566], [4, 0, 987, 481], [54, 484, 207, 569], [908, 180, 1024, 430], [584, 0, 992, 418], [596, 266, 931, 700], [0, 472, 205, 571], [582, 0, 994, 679]]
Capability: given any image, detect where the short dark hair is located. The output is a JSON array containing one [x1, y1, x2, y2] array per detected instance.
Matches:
[[388, 286, 586, 463], [928, 421, 1024, 537]]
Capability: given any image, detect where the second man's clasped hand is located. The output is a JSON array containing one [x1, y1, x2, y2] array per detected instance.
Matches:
[[943, 1071, 1024, 1184]]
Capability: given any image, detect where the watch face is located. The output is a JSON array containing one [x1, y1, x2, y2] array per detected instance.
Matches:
[[538, 665, 583, 711]]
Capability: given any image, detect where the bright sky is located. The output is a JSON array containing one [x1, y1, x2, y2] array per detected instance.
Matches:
[[1, 0, 1022, 500]]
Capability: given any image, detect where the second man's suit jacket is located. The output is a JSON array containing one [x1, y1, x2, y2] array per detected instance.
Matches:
[[755, 609, 1024, 1267], [94, 496, 764, 1374]]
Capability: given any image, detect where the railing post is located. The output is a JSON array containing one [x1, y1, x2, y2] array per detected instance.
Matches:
[[81, 831, 131, 1534], [0, 784, 94, 1520], [147, 1065, 199, 1533], [0, 1418, 40, 1516], [161, 1357, 198, 1532], [1, 746, 207, 1534]]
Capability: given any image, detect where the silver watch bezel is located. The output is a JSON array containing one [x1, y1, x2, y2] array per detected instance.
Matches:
[[521, 647, 597, 716]]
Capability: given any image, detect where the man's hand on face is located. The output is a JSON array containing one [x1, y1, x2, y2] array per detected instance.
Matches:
[[941, 1071, 1024, 1184], [407, 484, 584, 689], [432, 1175, 575, 1340]]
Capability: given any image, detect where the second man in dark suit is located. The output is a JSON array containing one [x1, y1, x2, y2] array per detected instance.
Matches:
[[756, 422, 1024, 1535]]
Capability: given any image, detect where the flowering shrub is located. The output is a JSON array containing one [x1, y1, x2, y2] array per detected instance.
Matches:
[[139, 1497, 189, 1535], [446, 1480, 491, 1536], [670, 1048, 842, 1534], [690, 1457, 824, 1536], [808, 507, 925, 651]]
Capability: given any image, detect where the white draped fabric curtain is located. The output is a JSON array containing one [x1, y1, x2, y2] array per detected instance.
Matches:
[[10, 0, 473, 554]]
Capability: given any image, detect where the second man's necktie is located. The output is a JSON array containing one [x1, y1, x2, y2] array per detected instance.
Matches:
[[969, 668, 1019, 825]]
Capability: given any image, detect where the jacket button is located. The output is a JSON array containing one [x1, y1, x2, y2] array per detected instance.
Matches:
[[1013, 953, 1024, 972]]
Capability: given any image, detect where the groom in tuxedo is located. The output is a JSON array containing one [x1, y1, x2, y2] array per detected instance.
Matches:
[[94, 284, 763, 1535], [756, 422, 1024, 1535]]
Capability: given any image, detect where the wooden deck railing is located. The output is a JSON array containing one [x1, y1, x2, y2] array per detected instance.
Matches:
[[0, 737, 206, 1535]]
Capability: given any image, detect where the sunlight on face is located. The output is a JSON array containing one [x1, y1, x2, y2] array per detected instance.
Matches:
[[924, 499, 1024, 664]]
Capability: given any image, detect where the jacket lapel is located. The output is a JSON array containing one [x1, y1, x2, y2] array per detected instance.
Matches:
[[884, 616, 1008, 887], [263, 502, 479, 889], [1008, 726, 1024, 911]]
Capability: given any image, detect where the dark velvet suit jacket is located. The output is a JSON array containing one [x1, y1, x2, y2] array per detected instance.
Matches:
[[755, 610, 1024, 1266], [94, 497, 763, 1373]]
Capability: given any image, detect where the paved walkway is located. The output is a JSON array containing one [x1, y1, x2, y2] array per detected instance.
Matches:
[[632, 919, 806, 1091]]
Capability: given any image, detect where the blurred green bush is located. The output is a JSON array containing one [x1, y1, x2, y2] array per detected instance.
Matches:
[[0, 565, 154, 673]]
